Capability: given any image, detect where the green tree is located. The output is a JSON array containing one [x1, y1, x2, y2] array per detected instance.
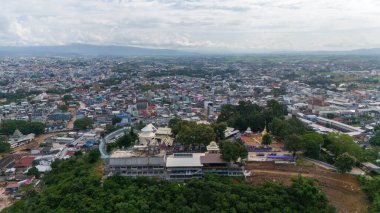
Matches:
[[217, 101, 271, 132], [266, 99, 287, 118], [0, 140, 11, 153], [58, 104, 69, 112], [74, 117, 93, 130], [168, 118, 187, 135], [262, 134, 272, 146], [325, 133, 363, 160], [87, 149, 101, 164], [1, 120, 45, 135], [271, 117, 310, 139], [284, 134, 304, 155], [301, 132, 324, 158], [62, 94, 73, 103], [108, 128, 138, 152], [335, 152, 356, 173], [112, 116, 122, 125], [128, 127, 138, 142], [134, 121, 146, 130], [74, 150, 83, 156], [374, 124, 380, 132], [27, 166, 40, 179], [168, 117, 181, 129], [3, 151, 334, 213], [273, 88, 286, 97], [211, 122, 227, 142], [115, 133, 134, 149], [104, 125, 122, 135], [289, 175, 334, 212], [369, 131, 380, 146], [220, 140, 247, 163], [176, 123, 215, 149], [360, 176, 380, 212]]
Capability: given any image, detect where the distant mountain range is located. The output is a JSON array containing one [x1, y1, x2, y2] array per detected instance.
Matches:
[[0, 44, 194, 56], [344, 48, 380, 55], [0, 44, 380, 56], [276, 48, 380, 56]]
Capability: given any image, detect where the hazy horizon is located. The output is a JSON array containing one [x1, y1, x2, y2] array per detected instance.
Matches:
[[1, 0, 380, 52]]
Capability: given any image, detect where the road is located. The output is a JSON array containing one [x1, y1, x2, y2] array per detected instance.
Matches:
[[66, 108, 76, 130], [65, 101, 87, 129], [99, 127, 130, 159], [303, 157, 337, 171], [250, 169, 360, 191]]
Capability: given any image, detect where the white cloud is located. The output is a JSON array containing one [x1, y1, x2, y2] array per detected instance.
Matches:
[[0, 0, 379, 51]]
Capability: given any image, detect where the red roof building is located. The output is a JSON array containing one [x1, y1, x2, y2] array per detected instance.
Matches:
[[15, 156, 36, 168]]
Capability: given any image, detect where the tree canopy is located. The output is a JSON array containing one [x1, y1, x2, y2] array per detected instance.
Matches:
[[360, 176, 380, 212], [335, 152, 356, 173], [27, 166, 41, 179], [369, 131, 380, 146], [62, 94, 73, 103], [270, 117, 310, 139], [211, 122, 227, 142], [1, 120, 45, 135], [284, 134, 304, 155], [217, 100, 287, 132], [219, 140, 248, 163], [107, 128, 138, 153], [301, 132, 324, 158], [324, 133, 364, 161], [0, 139, 11, 153], [73, 117, 93, 130], [284, 132, 323, 158], [112, 116, 122, 125], [4, 151, 334, 213], [262, 134, 272, 146], [174, 121, 216, 150], [58, 104, 69, 112]]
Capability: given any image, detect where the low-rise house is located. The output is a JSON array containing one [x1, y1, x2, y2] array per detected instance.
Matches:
[[107, 150, 166, 178], [15, 156, 36, 169]]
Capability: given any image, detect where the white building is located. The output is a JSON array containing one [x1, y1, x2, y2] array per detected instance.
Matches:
[[166, 153, 205, 181], [138, 124, 157, 147]]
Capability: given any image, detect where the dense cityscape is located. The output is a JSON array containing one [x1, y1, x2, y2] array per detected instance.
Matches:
[[0, 55, 379, 212], [1, 0, 380, 212]]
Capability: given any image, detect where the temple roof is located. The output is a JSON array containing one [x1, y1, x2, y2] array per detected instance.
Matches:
[[244, 127, 253, 134], [141, 123, 157, 132], [12, 129, 24, 139], [207, 141, 220, 151]]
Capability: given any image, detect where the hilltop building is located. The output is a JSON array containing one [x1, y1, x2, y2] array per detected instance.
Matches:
[[8, 129, 35, 149]]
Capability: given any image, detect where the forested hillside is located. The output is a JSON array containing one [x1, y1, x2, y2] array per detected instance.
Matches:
[[4, 150, 335, 213]]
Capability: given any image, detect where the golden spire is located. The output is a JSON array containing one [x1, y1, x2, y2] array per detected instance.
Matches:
[[261, 123, 268, 136]]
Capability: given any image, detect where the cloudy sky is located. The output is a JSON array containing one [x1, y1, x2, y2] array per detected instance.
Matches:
[[1, 0, 380, 52]]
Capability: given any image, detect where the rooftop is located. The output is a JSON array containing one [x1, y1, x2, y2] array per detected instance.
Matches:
[[200, 153, 226, 164], [156, 127, 172, 135], [166, 153, 205, 168], [15, 156, 36, 168]]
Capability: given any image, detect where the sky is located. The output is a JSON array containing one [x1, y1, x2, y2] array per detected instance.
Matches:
[[0, 0, 380, 52]]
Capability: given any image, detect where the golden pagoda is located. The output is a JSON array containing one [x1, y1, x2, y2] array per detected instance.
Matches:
[[261, 125, 268, 137]]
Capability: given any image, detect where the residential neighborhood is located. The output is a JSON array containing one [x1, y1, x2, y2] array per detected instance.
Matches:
[[1, 55, 380, 212]]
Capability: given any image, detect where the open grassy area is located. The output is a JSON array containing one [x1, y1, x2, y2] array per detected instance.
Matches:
[[246, 161, 369, 213]]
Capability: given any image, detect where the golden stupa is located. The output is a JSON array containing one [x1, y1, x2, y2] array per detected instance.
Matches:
[[261, 125, 268, 137]]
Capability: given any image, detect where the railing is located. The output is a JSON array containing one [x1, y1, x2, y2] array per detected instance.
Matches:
[[99, 127, 130, 159], [303, 157, 337, 171]]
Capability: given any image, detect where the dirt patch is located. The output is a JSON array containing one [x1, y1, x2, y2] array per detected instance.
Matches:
[[92, 161, 105, 177], [245, 162, 369, 213]]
